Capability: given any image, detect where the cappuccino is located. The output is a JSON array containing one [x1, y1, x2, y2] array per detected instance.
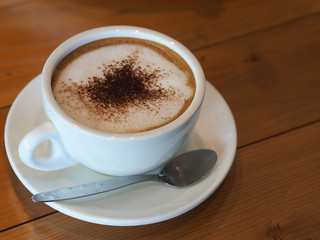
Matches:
[[52, 38, 195, 133]]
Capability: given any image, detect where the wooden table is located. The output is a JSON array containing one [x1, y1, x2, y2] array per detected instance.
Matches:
[[1, 0, 320, 239]]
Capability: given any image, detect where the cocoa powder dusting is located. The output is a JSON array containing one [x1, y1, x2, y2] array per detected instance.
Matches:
[[76, 56, 175, 122]]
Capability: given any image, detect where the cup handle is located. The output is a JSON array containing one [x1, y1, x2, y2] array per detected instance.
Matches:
[[18, 122, 78, 171]]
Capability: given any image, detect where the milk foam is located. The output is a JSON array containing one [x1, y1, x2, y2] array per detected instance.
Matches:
[[52, 38, 195, 133]]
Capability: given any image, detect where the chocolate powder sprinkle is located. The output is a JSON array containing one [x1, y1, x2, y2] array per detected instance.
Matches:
[[76, 56, 176, 121]]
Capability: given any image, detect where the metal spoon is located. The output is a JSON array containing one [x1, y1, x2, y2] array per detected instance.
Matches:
[[32, 149, 217, 202]]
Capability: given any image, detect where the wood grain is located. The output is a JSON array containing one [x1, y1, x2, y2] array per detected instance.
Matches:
[[1, 0, 320, 107], [197, 12, 320, 146], [1, 121, 319, 239], [0, 107, 54, 231]]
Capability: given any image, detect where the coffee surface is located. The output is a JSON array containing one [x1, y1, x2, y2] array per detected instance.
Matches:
[[52, 38, 195, 133]]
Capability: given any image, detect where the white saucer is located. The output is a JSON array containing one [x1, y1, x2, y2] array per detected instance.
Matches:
[[5, 75, 237, 226]]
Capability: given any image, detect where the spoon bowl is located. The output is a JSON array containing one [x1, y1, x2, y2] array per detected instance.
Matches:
[[159, 149, 217, 186], [32, 149, 217, 202]]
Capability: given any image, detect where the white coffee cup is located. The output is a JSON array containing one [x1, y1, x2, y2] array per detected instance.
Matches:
[[18, 26, 206, 176]]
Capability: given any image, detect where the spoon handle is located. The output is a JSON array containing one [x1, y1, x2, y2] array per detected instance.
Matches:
[[32, 174, 156, 202]]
